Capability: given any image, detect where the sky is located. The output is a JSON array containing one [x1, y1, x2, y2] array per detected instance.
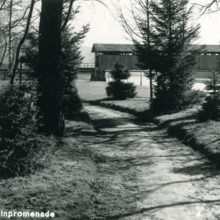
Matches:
[[73, 0, 220, 47]]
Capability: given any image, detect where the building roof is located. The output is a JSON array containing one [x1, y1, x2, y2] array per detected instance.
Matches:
[[92, 44, 135, 53], [92, 43, 220, 53], [189, 45, 220, 53]]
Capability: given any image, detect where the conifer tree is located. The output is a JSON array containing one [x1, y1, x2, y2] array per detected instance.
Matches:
[[149, 0, 200, 114], [106, 62, 136, 100], [61, 24, 89, 120], [198, 69, 220, 121]]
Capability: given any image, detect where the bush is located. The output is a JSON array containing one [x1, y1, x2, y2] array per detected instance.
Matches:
[[106, 62, 136, 100], [197, 71, 220, 122], [106, 81, 136, 100], [0, 84, 55, 177], [151, 89, 205, 115], [197, 95, 220, 122], [62, 87, 82, 120]]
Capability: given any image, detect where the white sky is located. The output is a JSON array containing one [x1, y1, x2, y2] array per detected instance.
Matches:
[[73, 0, 220, 47]]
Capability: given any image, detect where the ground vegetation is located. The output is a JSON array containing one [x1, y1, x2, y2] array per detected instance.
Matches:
[[0, 83, 55, 176]]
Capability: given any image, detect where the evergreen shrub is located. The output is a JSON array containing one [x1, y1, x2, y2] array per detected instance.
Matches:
[[62, 87, 82, 120], [197, 71, 220, 121], [106, 62, 136, 100], [0, 84, 54, 176], [151, 88, 205, 115]]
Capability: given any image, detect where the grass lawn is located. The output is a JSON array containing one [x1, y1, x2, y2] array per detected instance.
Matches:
[[0, 121, 97, 219], [76, 73, 150, 112]]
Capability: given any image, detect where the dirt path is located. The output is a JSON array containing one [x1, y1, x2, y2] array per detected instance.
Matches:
[[79, 104, 220, 220]]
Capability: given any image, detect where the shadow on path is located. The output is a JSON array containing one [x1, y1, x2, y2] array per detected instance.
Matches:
[[80, 104, 220, 219]]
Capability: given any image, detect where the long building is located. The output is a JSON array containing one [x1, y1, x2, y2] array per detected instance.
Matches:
[[91, 43, 220, 81]]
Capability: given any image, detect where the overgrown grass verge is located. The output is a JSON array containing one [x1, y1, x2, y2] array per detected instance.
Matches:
[[86, 99, 150, 121], [155, 109, 220, 167], [0, 135, 99, 219], [0, 117, 137, 219]]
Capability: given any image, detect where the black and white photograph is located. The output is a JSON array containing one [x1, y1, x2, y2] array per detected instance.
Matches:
[[0, 0, 220, 219]]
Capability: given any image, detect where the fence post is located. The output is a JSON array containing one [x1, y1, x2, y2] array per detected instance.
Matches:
[[140, 71, 142, 86]]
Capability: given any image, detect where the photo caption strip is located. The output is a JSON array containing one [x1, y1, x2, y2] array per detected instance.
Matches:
[[1, 210, 55, 218]]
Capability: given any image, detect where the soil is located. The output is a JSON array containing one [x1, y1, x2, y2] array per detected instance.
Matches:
[[76, 104, 220, 220]]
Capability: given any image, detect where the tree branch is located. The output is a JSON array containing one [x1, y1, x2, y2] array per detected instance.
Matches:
[[194, 0, 220, 16], [61, 0, 76, 32], [0, 0, 6, 10], [0, 33, 7, 67], [10, 0, 35, 85]]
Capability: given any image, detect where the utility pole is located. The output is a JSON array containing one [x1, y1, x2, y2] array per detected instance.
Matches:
[[146, 0, 153, 100]]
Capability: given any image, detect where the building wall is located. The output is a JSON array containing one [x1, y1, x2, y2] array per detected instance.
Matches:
[[194, 55, 220, 70], [96, 54, 138, 71], [96, 53, 220, 72]]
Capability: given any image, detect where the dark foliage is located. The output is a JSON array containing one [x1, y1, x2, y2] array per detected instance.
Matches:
[[62, 86, 82, 120], [106, 62, 136, 100], [0, 83, 52, 176], [60, 24, 89, 119], [23, 23, 89, 122], [197, 71, 220, 121], [22, 2, 89, 135], [106, 81, 137, 100]]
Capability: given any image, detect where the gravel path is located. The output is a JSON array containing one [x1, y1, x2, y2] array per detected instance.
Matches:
[[81, 104, 220, 220]]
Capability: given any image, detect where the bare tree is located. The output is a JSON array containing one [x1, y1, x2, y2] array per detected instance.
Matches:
[[10, 0, 35, 84], [0, 32, 7, 67], [0, 0, 39, 83], [118, 0, 154, 100], [0, 0, 7, 10], [194, 0, 220, 15]]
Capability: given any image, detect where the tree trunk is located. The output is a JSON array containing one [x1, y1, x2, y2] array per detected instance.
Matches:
[[38, 0, 64, 136], [8, 0, 12, 77]]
